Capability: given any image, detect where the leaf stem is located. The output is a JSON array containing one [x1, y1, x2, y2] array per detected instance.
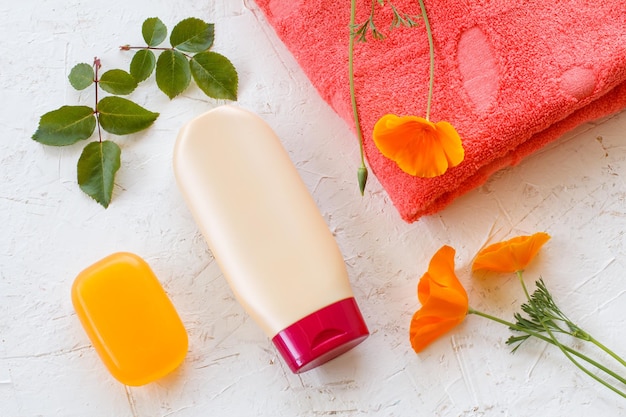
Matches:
[[120, 45, 170, 51], [93, 57, 103, 143], [120, 45, 193, 60], [349, 0, 368, 195], [416, 0, 434, 121]]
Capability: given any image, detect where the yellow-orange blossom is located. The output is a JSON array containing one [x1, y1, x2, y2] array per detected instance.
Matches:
[[410, 233, 550, 353], [472, 232, 551, 273], [410, 245, 468, 353], [373, 114, 464, 178]]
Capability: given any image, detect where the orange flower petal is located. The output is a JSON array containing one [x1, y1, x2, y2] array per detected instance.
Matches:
[[410, 245, 468, 353], [472, 232, 551, 273], [410, 315, 466, 353], [435, 120, 465, 167], [373, 114, 464, 178]]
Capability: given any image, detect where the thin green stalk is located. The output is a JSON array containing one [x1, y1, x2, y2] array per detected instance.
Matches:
[[548, 330, 626, 398], [590, 336, 626, 369], [349, 0, 368, 195], [517, 270, 531, 299], [516, 272, 626, 398], [467, 307, 626, 390], [417, 0, 434, 121], [520, 273, 626, 370]]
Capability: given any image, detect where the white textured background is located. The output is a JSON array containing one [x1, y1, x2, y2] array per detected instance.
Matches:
[[2, 1, 626, 416]]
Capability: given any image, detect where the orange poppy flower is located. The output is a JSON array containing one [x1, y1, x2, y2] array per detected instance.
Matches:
[[410, 245, 468, 353], [372, 114, 464, 178], [472, 232, 551, 273]]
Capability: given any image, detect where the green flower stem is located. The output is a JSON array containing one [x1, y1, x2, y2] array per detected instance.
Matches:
[[349, 0, 368, 195], [417, 0, 434, 121], [467, 307, 626, 394], [515, 271, 626, 398], [516, 270, 532, 300], [589, 336, 626, 369]]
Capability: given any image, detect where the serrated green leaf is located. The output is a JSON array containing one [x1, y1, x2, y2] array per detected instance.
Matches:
[[32, 106, 96, 146], [99, 69, 138, 95], [170, 18, 214, 53], [68, 63, 94, 90], [98, 96, 159, 135], [77, 140, 121, 208], [142, 17, 167, 47], [155, 49, 191, 99], [190, 51, 238, 100], [129, 49, 156, 82]]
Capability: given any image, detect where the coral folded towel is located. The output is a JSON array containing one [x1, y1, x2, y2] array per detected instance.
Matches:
[[254, 0, 626, 222]]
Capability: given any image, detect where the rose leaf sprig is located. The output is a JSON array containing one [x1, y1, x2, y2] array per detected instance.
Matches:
[[32, 58, 157, 208], [121, 17, 238, 100], [411, 233, 626, 398], [32, 17, 238, 208]]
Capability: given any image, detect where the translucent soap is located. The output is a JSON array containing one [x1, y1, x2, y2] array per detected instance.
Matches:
[[71, 252, 188, 386]]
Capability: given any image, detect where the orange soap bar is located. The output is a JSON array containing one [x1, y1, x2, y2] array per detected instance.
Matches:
[[72, 252, 188, 386]]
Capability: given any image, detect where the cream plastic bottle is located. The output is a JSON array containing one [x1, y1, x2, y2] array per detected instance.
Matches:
[[173, 106, 369, 373]]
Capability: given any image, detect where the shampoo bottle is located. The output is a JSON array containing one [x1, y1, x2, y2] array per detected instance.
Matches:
[[173, 106, 368, 373]]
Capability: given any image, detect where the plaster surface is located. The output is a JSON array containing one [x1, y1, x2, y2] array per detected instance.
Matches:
[[1, 1, 626, 416]]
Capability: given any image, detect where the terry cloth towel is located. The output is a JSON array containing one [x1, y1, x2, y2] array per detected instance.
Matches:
[[253, 0, 626, 222]]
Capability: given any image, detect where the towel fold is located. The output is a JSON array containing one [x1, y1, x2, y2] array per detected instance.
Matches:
[[254, 0, 626, 222]]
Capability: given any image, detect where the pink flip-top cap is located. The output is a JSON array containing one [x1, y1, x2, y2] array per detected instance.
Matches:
[[271, 297, 369, 373]]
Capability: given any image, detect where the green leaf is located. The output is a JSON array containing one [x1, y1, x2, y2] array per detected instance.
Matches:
[[99, 69, 138, 95], [155, 49, 191, 99], [190, 51, 238, 100], [68, 63, 94, 90], [98, 96, 159, 135], [142, 17, 167, 47], [32, 106, 96, 146], [129, 49, 156, 82], [170, 18, 214, 53], [77, 140, 121, 208]]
